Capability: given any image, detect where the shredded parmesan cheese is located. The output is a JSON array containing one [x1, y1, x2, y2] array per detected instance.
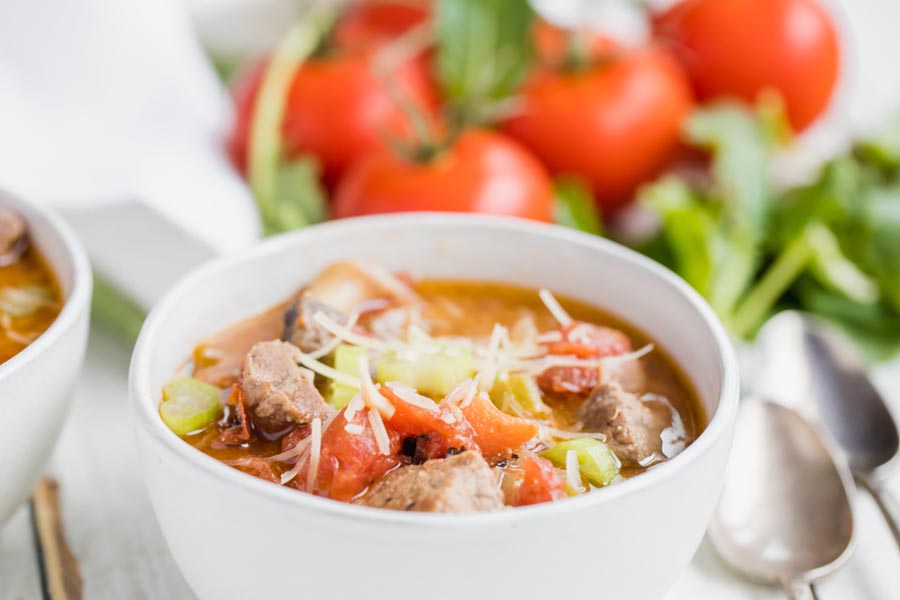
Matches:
[[353, 261, 421, 304], [367, 408, 391, 455], [535, 330, 564, 343], [344, 422, 365, 435], [538, 289, 573, 327], [385, 381, 438, 412], [264, 436, 311, 463], [565, 449, 583, 492], [344, 393, 365, 422], [358, 355, 395, 418], [306, 417, 323, 491], [296, 350, 360, 387], [309, 311, 361, 359], [313, 310, 389, 351]]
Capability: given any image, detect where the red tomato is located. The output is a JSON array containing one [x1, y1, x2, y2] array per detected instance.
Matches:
[[382, 387, 480, 459], [311, 408, 401, 501], [333, 2, 431, 50], [543, 322, 632, 359], [333, 129, 554, 221], [510, 455, 567, 506], [227, 3, 436, 186], [654, 0, 840, 131], [501, 47, 693, 215]]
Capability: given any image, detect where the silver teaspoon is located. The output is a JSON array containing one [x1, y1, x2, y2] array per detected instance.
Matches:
[[710, 399, 855, 599], [754, 311, 900, 548]]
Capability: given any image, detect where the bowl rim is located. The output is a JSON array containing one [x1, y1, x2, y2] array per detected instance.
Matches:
[[130, 213, 739, 528], [0, 189, 92, 380]]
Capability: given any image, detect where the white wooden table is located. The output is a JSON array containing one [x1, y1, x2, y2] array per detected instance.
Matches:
[[2, 324, 900, 599]]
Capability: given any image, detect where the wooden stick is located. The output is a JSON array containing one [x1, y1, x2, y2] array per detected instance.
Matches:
[[30, 477, 83, 600]]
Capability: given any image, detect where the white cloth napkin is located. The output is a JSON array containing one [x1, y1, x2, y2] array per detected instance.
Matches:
[[0, 0, 260, 307]]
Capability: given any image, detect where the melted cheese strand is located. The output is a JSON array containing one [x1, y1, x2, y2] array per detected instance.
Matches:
[[368, 408, 391, 455], [385, 381, 438, 412], [312, 310, 390, 351], [296, 349, 360, 387], [538, 289, 573, 327], [565, 449, 583, 493], [359, 355, 396, 418], [309, 311, 361, 359], [305, 417, 322, 491]]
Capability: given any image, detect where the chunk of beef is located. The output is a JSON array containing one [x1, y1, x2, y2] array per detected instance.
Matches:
[[304, 261, 417, 314], [577, 382, 669, 467], [282, 298, 345, 353], [356, 451, 504, 512], [241, 340, 334, 426], [0, 206, 27, 262]]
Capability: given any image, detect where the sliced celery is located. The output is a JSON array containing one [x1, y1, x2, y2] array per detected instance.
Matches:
[[490, 373, 548, 416], [160, 377, 223, 436], [541, 438, 620, 488], [375, 345, 473, 399], [330, 344, 367, 408]]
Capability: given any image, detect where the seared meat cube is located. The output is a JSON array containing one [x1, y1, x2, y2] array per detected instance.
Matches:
[[0, 206, 26, 261], [304, 261, 417, 314], [356, 451, 504, 513], [242, 340, 334, 426], [577, 382, 669, 467], [282, 298, 345, 353]]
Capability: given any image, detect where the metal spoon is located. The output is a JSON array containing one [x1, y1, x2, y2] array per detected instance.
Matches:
[[754, 311, 900, 548], [710, 399, 855, 599]]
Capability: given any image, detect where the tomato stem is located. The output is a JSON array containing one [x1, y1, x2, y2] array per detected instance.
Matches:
[[247, 7, 334, 235]]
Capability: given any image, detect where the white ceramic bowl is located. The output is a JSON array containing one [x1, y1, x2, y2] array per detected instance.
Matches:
[[130, 215, 738, 600], [0, 190, 91, 523]]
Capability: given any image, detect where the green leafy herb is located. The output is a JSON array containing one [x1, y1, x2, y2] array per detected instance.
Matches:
[[434, 0, 535, 126], [639, 100, 900, 359], [554, 178, 603, 235], [248, 7, 334, 236], [639, 102, 778, 332]]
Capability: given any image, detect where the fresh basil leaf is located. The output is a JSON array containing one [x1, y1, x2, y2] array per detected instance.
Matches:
[[554, 178, 602, 236], [434, 0, 535, 125], [640, 177, 718, 297], [806, 223, 879, 305]]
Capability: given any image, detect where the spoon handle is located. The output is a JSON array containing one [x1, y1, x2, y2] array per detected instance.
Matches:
[[781, 579, 819, 600], [856, 473, 900, 550]]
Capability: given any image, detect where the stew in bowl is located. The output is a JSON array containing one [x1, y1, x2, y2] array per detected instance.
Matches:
[[161, 261, 704, 511]]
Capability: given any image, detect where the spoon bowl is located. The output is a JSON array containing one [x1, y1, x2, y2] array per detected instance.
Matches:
[[754, 311, 900, 547], [755, 311, 900, 473], [710, 399, 854, 596]]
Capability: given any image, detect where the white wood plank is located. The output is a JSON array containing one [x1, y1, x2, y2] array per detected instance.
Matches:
[[0, 504, 41, 600], [43, 326, 195, 599]]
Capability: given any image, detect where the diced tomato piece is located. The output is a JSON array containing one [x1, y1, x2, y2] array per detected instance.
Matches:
[[382, 387, 479, 459], [216, 384, 251, 446], [457, 393, 539, 457], [536, 365, 599, 398], [280, 425, 311, 453], [510, 455, 567, 506], [544, 322, 631, 359], [312, 408, 401, 502], [235, 457, 278, 484]]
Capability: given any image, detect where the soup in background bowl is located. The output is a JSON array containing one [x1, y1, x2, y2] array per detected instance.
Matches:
[[130, 214, 738, 600], [0, 189, 91, 523]]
